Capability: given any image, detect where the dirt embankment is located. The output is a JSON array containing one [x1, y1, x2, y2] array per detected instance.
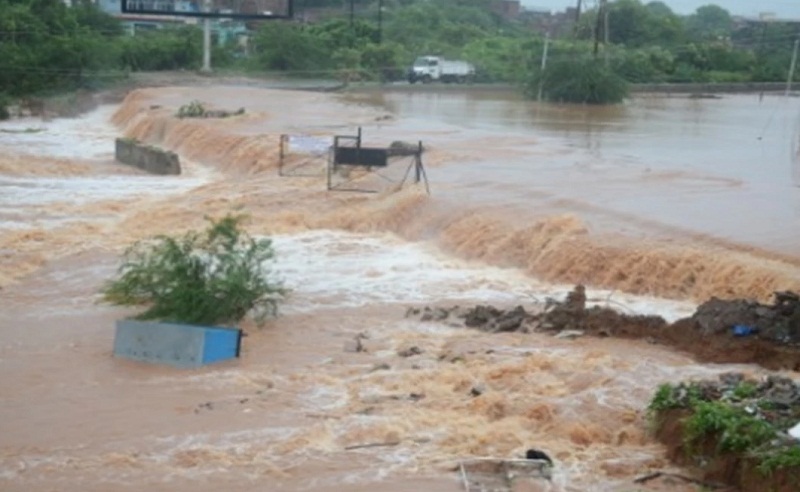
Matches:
[[651, 373, 800, 492], [406, 286, 800, 371]]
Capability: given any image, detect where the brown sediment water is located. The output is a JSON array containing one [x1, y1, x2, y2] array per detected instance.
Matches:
[[1, 84, 799, 491]]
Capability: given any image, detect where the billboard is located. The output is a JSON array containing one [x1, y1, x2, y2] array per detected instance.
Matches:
[[121, 0, 293, 20]]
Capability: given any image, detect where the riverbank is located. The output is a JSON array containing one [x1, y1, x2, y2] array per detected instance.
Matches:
[[6, 72, 795, 122]]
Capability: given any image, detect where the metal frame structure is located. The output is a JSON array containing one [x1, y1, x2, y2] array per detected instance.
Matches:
[[278, 133, 331, 177], [327, 127, 429, 194], [121, 0, 293, 20], [458, 457, 552, 491]]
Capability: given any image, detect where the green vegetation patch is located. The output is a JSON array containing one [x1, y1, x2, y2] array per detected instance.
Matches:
[[102, 214, 286, 327], [649, 374, 800, 482], [526, 57, 629, 104]]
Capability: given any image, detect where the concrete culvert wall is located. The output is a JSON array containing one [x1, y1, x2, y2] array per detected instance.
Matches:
[[115, 138, 181, 175]]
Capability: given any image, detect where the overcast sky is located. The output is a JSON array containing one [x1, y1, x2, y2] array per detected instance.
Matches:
[[520, 0, 800, 19]]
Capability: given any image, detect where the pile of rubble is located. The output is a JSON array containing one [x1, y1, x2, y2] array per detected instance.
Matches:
[[404, 286, 800, 369], [663, 372, 800, 426], [692, 291, 800, 343]]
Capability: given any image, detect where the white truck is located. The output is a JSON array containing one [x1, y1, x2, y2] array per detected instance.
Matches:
[[408, 56, 476, 84]]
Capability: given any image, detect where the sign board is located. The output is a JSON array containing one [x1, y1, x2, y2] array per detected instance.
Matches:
[[122, 0, 293, 20], [334, 147, 389, 167], [288, 135, 331, 155]]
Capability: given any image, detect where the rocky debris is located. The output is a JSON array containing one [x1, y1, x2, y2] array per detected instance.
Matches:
[[438, 349, 466, 363], [470, 384, 486, 397], [463, 305, 534, 333], [660, 373, 800, 426], [387, 140, 423, 156], [404, 285, 800, 370], [397, 345, 423, 357], [406, 304, 536, 333], [176, 100, 245, 119], [692, 291, 800, 343], [344, 332, 369, 353], [370, 362, 391, 372]]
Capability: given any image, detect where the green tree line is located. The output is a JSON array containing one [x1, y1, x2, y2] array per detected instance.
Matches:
[[1, 0, 798, 105]]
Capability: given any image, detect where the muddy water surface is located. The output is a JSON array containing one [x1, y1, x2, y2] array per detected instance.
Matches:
[[365, 89, 800, 256], [1, 85, 799, 492]]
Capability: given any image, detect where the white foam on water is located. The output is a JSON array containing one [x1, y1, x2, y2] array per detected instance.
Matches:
[[268, 230, 696, 321], [0, 106, 118, 160], [0, 173, 204, 206]]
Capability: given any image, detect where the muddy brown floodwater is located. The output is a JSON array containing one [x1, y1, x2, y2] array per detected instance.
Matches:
[[1, 84, 799, 492]]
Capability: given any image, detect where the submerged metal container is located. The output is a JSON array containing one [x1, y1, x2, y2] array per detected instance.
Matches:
[[113, 319, 242, 368]]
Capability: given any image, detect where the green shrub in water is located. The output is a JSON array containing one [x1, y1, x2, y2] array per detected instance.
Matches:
[[102, 214, 286, 326], [527, 57, 629, 105], [177, 100, 206, 118]]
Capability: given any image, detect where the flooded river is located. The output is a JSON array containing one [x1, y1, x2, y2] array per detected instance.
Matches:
[[1, 85, 799, 492]]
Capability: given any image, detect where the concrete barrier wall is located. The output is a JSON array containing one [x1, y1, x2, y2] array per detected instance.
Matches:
[[115, 138, 181, 175], [113, 320, 242, 368]]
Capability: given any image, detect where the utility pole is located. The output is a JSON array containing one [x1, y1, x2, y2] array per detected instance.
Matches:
[[201, 0, 212, 72], [349, 0, 355, 47], [593, 0, 606, 58], [538, 32, 550, 102], [786, 38, 799, 96], [377, 0, 383, 45], [573, 0, 582, 38], [604, 6, 610, 66]]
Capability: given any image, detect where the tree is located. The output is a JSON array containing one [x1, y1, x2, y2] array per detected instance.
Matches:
[[685, 4, 732, 41], [526, 56, 628, 104], [252, 22, 330, 73]]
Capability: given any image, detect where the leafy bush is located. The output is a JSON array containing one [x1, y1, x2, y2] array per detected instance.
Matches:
[[177, 100, 206, 118], [649, 377, 800, 480], [527, 57, 629, 104], [102, 214, 285, 326], [684, 401, 775, 453]]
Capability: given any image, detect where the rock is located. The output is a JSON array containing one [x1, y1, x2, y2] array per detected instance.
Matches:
[[439, 350, 466, 363], [565, 285, 587, 311], [463, 305, 502, 328], [719, 372, 746, 386], [470, 384, 486, 397], [405, 307, 420, 318], [370, 362, 391, 372], [555, 330, 584, 340], [387, 140, 422, 156], [344, 336, 366, 353], [420, 307, 450, 322], [398, 346, 423, 357], [490, 305, 528, 332]]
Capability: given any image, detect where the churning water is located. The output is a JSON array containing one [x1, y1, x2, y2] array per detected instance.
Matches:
[[1, 84, 799, 492]]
